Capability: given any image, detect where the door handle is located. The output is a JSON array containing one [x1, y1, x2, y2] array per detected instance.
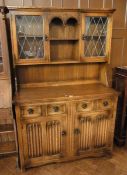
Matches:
[[61, 130, 67, 136]]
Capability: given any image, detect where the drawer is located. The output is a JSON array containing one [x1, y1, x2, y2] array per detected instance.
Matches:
[[76, 100, 93, 112], [98, 98, 113, 110], [21, 105, 42, 117], [47, 103, 66, 115]]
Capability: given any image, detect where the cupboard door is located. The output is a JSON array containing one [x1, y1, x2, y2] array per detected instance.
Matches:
[[22, 120, 46, 162], [81, 14, 112, 62], [12, 13, 49, 64], [74, 114, 93, 156], [74, 111, 112, 156], [22, 115, 67, 166], [45, 116, 67, 159], [93, 111, 112, 149]]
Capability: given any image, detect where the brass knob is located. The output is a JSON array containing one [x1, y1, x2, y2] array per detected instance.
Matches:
[[61, 130, 67, 136], [82, 103, 88, 109], [103, 101, 109, 107], [53, 106, 59, 112], [28, 108, 34, 114]]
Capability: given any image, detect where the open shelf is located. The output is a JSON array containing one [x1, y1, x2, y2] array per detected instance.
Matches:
[[50, 38, 79, 41], [49, 17, 79, 62], [49, 17, 79, 40], [50, 40, 79, 62]]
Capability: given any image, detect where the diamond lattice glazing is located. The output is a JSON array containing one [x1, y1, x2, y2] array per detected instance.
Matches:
[[85, 17, 108, 57], [16, 15, 44, 59]]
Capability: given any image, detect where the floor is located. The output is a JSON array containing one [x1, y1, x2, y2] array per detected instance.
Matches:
[[0, 146, 127, 175]]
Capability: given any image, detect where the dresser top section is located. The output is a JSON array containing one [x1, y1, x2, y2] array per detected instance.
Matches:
[[14, 83, 118, 104], [8, 7, 115, 13]]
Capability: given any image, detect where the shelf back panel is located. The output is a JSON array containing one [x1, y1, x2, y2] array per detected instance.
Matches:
[[16, 63, 100, 85]]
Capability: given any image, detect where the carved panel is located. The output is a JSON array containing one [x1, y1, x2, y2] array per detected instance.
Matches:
[[93, 114, 110, 148], [25, 117, 66, 159], [46, 120, 62, 155], [75, 112, 112, 155], [26, 123, 44, 158], [77, 116, 93, 152]]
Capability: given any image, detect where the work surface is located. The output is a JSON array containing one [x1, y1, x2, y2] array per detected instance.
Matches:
[[15, 83, 118, 104]]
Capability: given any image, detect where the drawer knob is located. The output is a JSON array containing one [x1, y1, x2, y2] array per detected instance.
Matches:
[[82, 103, 88, 109], [103, 101, 109, 107], [53, 106, 59, 112], [61, 130, 67, 136], [28, 108, 34, 114]]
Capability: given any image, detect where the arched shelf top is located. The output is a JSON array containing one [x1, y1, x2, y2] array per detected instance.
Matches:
[[50, 17, 64, 26], [66, 17, 78, 26]]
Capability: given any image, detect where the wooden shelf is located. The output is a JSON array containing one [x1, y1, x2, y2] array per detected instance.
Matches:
[[18, 35, 43, 38], [81, 57, 107, 63], [15, 58, 108, 65], [50, 38, 79, 41], [15, 83, 118, 104], [50, 59, 80, 64]]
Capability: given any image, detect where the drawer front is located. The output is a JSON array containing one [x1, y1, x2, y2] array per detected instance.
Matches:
[[21, 105, 42, 117], [98, 98, 113, 110], [76, 101, 93, 112], [47, 103, 66, 115]]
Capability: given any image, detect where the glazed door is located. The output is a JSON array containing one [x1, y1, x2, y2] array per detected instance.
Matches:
[[22, 115, 67, 166], [12, 12, 49, 64], [81, 13, 112, 62], [74, 111, 113, 156]]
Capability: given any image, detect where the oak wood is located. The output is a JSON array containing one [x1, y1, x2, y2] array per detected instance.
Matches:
[[9, 7, 118, 170], [15, 84, 118, 104]]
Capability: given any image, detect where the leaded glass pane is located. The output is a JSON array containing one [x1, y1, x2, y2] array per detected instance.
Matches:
[[16, 15, 44, 59], [0, 40, 3, 73], [84, 16, 108, 57]]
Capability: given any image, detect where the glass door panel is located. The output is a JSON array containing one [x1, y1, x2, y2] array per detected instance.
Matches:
[[16, 15, 44, 59], [84, 16, 108, 57]]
